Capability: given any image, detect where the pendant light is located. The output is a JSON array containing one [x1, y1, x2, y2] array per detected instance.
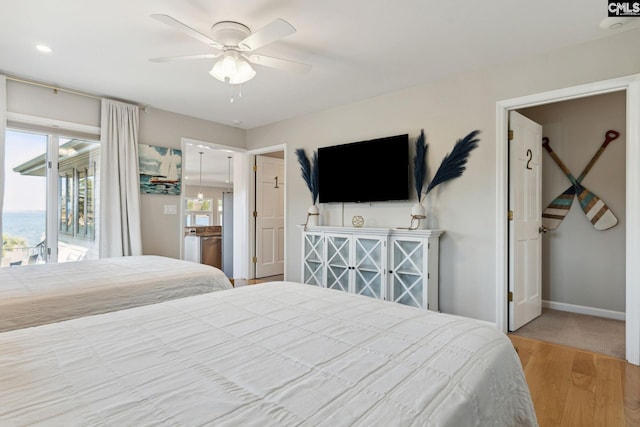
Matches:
[[197, 151, 204, 200], [225, 156, 232, 183]]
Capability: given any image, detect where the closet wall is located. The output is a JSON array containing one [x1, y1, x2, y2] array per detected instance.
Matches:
[[520, 91, 626, 314]]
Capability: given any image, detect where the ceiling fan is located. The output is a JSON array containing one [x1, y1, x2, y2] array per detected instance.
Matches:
[[149, 14, 312, 85]]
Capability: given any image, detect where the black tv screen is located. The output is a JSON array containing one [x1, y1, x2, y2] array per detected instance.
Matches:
[[318, 134, 409, 203]]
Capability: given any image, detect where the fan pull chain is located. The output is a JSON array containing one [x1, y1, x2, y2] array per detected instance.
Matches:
[[229, 84, 244, 103]]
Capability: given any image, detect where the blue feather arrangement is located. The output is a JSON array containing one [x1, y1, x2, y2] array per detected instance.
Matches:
[[413, 129, 428, 203], [295, 148, 319, 204], [425, 130, 480, 195]]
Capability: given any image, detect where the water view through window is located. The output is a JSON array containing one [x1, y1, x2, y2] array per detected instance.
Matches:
[[1, 129, 100, 267], [1, 130, 47, 267]]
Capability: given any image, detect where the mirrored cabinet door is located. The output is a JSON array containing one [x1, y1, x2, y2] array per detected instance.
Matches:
[[389, 238, 425, 308], [302, 232, 324, 286], [353, 236, 386, 299], [325, 234, 350, 292]]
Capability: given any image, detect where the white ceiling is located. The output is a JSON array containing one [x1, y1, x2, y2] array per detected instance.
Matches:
[[1, 0, 634, 131], [0, 1, 636, 183], [183, 143, 236, 188]]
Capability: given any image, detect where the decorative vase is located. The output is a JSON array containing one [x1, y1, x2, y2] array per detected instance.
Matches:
[[307, 205, 320, 227], [411, 203, 426, 219], [410, 203, 427, 230]]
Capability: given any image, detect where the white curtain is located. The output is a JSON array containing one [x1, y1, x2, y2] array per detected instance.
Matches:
[[0, 75, 6, 245], [99, 98, 142, 257]]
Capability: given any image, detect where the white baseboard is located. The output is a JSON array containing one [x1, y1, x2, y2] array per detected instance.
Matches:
[[542, 300, 626, 321]]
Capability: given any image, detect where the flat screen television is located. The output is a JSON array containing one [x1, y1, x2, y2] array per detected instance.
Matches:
[[318, 134, 409, 203]]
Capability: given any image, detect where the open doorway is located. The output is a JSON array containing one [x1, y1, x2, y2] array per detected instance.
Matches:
[[508, 92, 626, 359], [180, 138, 244, 279], [495, 74, 640, 365]]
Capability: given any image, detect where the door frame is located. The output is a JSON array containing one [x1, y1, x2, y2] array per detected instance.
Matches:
[[495, 73, 640, 364], [178, 137, 246, 269]]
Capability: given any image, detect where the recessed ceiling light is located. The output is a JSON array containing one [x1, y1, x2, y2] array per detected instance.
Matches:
[[36, 44, 52, 53]]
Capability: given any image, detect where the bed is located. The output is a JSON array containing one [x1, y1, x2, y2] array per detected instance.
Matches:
[[0, 282, 537, 426], [0, 255, 232, 332]]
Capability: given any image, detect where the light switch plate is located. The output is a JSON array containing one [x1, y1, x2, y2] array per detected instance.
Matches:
[[163, 204, 177, 215]]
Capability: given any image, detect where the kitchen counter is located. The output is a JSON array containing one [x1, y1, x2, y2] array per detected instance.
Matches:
[[185, 225, 221, 237]]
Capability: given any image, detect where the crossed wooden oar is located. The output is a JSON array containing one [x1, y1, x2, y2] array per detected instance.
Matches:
[[542, 131, 619, 231]]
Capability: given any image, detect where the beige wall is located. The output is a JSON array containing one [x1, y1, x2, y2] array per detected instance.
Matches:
[[137, 109, 244, 257], [519, 92, 626, 313], [6, 80, 100, 127], [246, 28, 640, 322]]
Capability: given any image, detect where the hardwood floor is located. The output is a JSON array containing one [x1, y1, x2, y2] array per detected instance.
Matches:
[[510, 335, 640, 427], [232, 275, 284, 286]]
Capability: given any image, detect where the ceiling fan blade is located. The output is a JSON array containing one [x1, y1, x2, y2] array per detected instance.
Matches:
[[239, 18, 296, 51], [151, 14, 221, 48], [247, 54, 312, 74], [149, 53, 221, 63]]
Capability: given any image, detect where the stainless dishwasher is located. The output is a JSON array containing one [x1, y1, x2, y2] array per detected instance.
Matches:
[[184, 234, 222, 269], [200, 235, 222, 269]]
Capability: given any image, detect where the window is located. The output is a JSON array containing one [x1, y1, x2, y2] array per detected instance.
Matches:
[[1, 129, 100, 267], [59, 161, 96, 240], [185, 198, 213, 226], [59, 169, 74, 236], [76, 163, 96, 239]]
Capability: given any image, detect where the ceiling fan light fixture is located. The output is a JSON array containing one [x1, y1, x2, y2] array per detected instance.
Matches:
[[209, 51, 256, 84], [151, 15, 312, 84], [231, 59, 256, 84]]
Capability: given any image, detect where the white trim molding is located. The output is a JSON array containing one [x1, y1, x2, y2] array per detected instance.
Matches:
[[0, 75, 6, 242], [496, 73, 640, 365], [178, 137, 247, 276], [6, 112, 100, 135], [542, 300, 626, 322]]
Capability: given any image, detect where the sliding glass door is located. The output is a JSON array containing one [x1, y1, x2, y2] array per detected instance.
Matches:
[[55, 136, 100, 262], [2, 130, 47, 267], [1, 129, 100, 267]]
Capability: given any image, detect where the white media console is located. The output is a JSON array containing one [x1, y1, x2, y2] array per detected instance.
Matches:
[[300, 226, 443, 311]]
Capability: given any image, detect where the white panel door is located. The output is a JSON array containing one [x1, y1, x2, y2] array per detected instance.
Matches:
[[255, 155, 285, 278], [509, 111, 543, 331]]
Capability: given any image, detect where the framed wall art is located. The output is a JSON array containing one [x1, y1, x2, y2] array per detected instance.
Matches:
[[139, 144, 182, 195]]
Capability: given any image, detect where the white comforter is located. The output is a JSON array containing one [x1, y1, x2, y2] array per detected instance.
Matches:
[[0, 282, 537, 426], [0, 255, 232, 332]]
